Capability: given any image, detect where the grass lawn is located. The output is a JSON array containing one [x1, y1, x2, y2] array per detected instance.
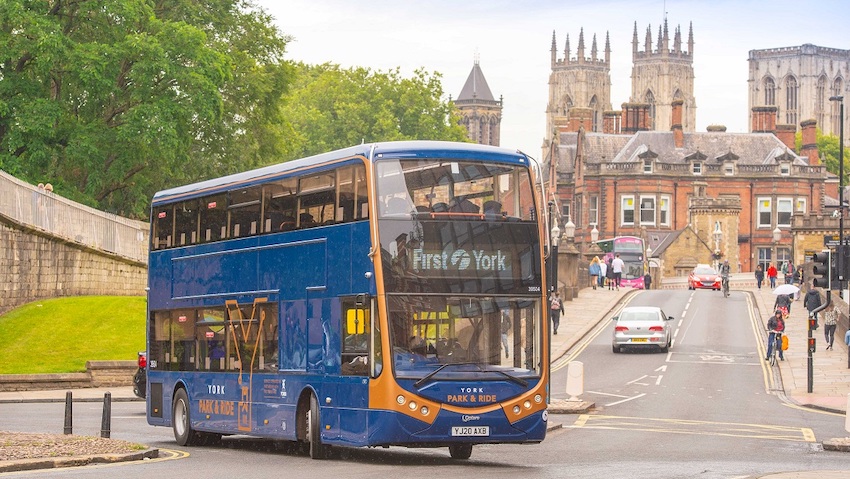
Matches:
[[0, 296, 146, 374]]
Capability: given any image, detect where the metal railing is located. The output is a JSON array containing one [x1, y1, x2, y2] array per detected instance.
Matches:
[[0, 170, 149, 264]]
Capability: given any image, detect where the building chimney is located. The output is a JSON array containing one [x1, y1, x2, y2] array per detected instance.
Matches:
[[621, 103, 651, 134], [567, 107, 593, 132], [800, 119, 819, 165], [751, 106, 777, 133], [603, 110, 621, 134], [775, 124, 796, 151], [671, 99, 684, 148]]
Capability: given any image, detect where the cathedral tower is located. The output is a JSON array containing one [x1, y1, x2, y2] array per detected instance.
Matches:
[[630, 20, 696, 132], [545, 28, 613, 143], [456, 59, 502, 146]]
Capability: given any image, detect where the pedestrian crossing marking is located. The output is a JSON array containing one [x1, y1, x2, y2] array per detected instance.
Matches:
[[570, 414, 815, 443]]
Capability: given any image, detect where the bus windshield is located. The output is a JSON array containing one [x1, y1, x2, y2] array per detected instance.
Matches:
[[376, 158, 543, 380]]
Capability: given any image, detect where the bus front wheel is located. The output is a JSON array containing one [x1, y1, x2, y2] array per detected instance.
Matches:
[[308, 395, 329, 459], [449, 444, 473, 460]]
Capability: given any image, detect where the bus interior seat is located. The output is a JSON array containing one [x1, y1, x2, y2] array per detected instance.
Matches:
[[279, 215, 296, 231], [449, 197, 479, 213], [483, 200, 503, 217], [432, 202, 449, 213], [384, 197, 411, 216], [298, 213, 316, 228]]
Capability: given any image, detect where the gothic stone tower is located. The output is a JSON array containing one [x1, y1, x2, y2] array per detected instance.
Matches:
[[630, 20, 696, 132], [545, 28, 612, 144], [456, 59, 502, 146], [748, 44, 850, 140]]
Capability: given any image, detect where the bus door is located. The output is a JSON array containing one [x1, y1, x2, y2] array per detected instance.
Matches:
[[306, 287, 339, 439], [338, 294, 371, 444]]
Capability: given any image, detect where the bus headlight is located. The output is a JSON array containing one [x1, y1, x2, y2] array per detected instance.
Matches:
[[523, 400, 532, 409], [396, 395, 406, 405], [512, 405, 521, 415], [420, 406, 429, 416], [534, 394, 543, 404], [408, 401, 417, 411]]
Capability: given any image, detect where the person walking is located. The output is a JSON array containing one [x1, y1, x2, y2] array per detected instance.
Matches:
[[823, 306, 838, 351], [605, 257, 615, 290], [754, 264, 765, 290], [765, 310, 785, 361], [611, 253, 625, 290], [804, 284, 822, 322], [549, 291, 564, 335], [644, 271, 652, 290], [589, 256, 601, 290], [782, 261, 794, 285], [598, 258, 607, 289], [774, 293, 792, 316], [767, 263, 778, 289]]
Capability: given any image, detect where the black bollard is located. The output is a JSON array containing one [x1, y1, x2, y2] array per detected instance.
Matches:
[[63, 391, 73, 435], [100, 392, 112, 438]]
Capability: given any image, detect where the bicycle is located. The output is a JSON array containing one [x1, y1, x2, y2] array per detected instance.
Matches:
[[766, 329, 783, 366], [721, 274, 730, 298]]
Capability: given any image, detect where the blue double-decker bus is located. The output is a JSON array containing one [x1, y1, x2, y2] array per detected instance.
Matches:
[[145, 141, 549, 459]]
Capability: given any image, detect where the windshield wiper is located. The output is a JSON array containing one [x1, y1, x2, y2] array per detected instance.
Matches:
[[413, 362, 528, 389]]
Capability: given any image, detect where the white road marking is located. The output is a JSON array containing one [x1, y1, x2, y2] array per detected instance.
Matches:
[[627, 375, 648, 385], [586, 390, 630, 398], [605, 393, 646, 406]]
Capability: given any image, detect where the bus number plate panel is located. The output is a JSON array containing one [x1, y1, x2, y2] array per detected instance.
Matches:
[[451, 426, 490, 437]]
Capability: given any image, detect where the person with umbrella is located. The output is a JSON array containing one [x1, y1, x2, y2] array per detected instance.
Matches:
[[773, 283, 798, 316]]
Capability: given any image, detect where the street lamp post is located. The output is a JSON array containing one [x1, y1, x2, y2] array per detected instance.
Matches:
[[772, 226, 782, 276], [829, 94, 847, 367], [713, 222, 723, 271]]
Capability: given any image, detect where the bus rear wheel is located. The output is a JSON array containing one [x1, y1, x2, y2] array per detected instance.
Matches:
[[449, 444, 473, 460], [308, 395, 329, 459], [172, 388, 221, 447]]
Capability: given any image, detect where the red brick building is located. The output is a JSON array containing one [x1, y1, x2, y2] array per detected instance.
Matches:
[[546, 103, 838, 273]]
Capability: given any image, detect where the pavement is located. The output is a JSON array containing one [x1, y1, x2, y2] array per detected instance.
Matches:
[[1, 278, 848, 474]]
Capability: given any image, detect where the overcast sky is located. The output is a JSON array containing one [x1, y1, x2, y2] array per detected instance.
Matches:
[[257, 0, 850, 157]]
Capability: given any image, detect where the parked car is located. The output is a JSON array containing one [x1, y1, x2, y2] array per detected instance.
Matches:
[[132, 351, 146, 399], [612, 306, 674, 353], [688, 264, 721, 290]]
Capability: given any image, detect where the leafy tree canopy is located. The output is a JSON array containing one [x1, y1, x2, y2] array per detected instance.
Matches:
[[277, 63, 470, 161], [0, 0, 292, 218], [795, 129, 850, 183]]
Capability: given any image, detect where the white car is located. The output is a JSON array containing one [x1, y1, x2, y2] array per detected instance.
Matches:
[[612, 306, 674, 353]]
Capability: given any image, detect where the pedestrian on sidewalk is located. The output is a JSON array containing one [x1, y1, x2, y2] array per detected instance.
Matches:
[[767, 263, 778, 289], [612, 253, 625, 290], [773, 293, 791, 317], [598, 258, 608, 289], [823, 306, 838, 350], [754, 264, 764, 289], [644, 271, 652, 290], [804, 284, 822, 321], [589, 256, 601, 290], [781, 261, 793, 285], [605, 257, 615, 290], [549, 290, 564, 335], [792, 266, 803, 300]]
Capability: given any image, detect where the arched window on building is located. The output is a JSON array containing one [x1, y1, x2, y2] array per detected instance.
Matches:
[[589, 96, 599, 132], [833, 77, 844, 137], [816, 75, 827, 128], [785, 76, 798, 125], [644, 90, 656, 129], [563, 95, 573, 117], [763, 77, 776, 106]]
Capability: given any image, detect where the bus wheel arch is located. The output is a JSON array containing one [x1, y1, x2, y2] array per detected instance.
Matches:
[[171, 386, 221, 447]]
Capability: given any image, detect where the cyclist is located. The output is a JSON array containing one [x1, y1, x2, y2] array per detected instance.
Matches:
[[720, 259, 731, 295], [765, 310, 785, 361]]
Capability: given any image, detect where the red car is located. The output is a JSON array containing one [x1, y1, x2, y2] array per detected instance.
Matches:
[[688, 264, 721, 290]]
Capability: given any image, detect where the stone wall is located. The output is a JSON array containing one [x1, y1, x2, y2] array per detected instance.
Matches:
[[0, 215, 147, 314], [0, 361, 136, 392]]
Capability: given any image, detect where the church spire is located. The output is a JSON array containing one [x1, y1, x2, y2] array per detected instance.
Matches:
[[662, 18, 669, 53], [605, 31, 611, 64], [565, 34, 571, 62], [644, 25, 652, 53], [632, 22, 638, 59], [551, 30, 558, 65], [591, 34, 598, 62], [674, 25, 681, 53], [688, 21, 694, 55], [656, 24, 662, 52], [577, 28, 585, 63]]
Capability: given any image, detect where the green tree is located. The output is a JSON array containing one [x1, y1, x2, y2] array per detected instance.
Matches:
[[277, 63, 469, 161], [0, 0, 291, 217], [795, 129, 850, 183]]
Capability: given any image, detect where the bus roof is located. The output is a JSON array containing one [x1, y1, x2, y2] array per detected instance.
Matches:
[[152, 141, 532, 206]]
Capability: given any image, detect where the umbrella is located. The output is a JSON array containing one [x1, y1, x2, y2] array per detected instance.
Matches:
[[773, 284, 799, 295]]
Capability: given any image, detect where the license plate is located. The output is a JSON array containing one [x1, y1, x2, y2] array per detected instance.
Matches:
[[631, 338, 648, 342], [451, 426, 490, 437]]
